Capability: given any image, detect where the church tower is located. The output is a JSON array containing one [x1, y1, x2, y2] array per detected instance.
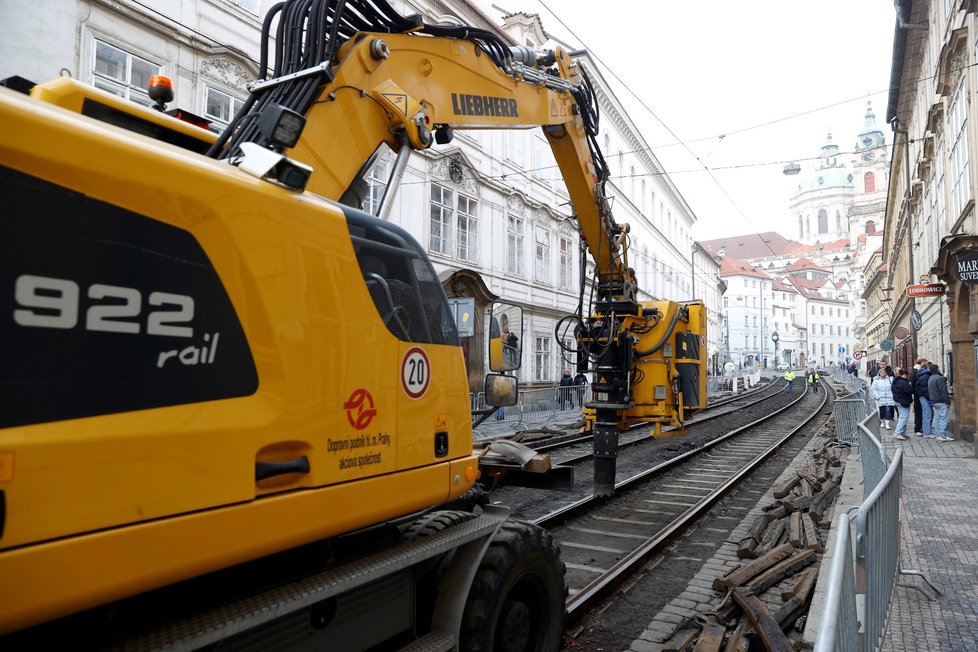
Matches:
[[849, 100, 889, 244]]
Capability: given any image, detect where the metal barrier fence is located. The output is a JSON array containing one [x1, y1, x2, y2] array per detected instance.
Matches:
[[854, 446, 903, 652], [818, 509, 859, 652], [474, 384, 592, 431], [831, 398, 867, 445], [815, 410, 941, 652], [859, 415, 887, 494]]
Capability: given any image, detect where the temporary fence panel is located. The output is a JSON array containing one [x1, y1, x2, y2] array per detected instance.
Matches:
[[854, 449, 904, 652], [814, 511, 859, 652], [553, 385, 586, 414], [519, 386, 558, 424], [858, 416, 887, 494], [832, 398, 867, 445]]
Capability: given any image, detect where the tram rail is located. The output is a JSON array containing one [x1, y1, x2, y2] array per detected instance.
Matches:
[[514, 381, 833, 624]]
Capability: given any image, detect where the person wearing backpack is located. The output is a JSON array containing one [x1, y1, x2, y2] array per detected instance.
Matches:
[[927, 364, 954, 442], [890, 368, 913, 441], [914, 363, 933, 437], [909, 357, 928, 436]]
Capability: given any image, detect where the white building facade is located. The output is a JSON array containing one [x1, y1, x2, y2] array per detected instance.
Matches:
[[1, 0, 724, 391]]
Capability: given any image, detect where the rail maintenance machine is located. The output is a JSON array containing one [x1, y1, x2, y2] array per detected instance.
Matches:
[[0, 0, 707, 649]]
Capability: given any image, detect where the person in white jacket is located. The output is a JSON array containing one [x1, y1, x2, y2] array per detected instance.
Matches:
[[871, 367, 896, 429]]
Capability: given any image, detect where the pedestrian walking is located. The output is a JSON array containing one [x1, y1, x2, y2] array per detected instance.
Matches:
[[872, 367, 896, 430], [783, 369, 795, 393], [891, 368, 913, 441], [574, 371, 588, 406], [926, 364, 954, 442], [558, 369, 575, 409], [909, 358, 927, 436], [807, 369, 820, 392], [914, 363, 933, 437]]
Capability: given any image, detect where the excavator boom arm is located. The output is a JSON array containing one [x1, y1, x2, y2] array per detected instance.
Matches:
[[289, 32, 633, 291]]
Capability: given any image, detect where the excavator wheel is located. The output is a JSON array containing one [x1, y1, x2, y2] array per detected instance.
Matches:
[[460, 519, 566, 652], [399, 510, 478, 638], [399, 509, 477, 540]]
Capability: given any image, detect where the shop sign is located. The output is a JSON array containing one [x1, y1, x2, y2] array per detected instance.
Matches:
[[955, 252, 978, 284], [906, 283, 945, 297], [894, 326, 909, 340], [910, 310, 923, 331]]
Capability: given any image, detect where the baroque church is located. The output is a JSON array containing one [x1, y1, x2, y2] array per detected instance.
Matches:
[[704, 102, 889, 368]]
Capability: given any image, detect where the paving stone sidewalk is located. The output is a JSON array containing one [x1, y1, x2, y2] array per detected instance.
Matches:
[[879, 427, 978, 652]]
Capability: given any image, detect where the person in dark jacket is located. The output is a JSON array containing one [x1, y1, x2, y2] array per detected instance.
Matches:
[[558, 369, 575, 409], [574, 371, 588, 406], [909, 358, 927, 436], [927, 364, 953, 441], [914, 364, 933, 437], [890, 368, 913, 441]]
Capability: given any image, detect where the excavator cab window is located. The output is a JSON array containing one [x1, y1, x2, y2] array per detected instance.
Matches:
[[347, 209, 458, 346]]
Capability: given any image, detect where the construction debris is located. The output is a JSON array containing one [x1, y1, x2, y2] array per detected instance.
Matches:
[[667, 433, 847, 650]]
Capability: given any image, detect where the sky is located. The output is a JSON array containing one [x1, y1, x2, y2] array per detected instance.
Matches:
[[484, 0, 897, 241]]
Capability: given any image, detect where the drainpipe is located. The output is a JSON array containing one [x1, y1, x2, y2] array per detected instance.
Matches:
[[890, 118, 917, 359]]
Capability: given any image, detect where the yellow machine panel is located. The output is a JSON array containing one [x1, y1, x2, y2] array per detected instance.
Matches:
[[0, 87, 477, 632]]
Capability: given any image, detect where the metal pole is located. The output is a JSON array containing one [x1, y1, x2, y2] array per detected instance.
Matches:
[[759, 282, 764, 368]]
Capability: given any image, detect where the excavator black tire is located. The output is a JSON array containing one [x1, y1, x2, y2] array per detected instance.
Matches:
[[399, 510, 477, 541], [460, 519, 566, 652]]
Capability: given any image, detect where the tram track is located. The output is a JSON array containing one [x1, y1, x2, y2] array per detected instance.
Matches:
[[518, 377, 788, 467], [555, 382, 832, 623], [494, 381, 833, 628]]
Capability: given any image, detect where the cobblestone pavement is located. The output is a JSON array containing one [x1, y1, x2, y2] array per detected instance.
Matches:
[[880, 423, 978, 652]]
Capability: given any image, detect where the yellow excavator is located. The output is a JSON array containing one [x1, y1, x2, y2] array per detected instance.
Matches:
[[0, 0, 706, 648]]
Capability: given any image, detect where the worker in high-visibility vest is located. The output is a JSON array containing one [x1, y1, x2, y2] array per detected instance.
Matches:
[[784, 369, 796, 393]]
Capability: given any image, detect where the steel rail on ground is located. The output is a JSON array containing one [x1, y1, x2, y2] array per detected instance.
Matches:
[[538, 382, 832, 622]]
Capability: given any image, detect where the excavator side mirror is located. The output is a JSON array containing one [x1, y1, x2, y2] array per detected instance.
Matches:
[[485, 373, 518, 407], [488, 302, 522, 372]]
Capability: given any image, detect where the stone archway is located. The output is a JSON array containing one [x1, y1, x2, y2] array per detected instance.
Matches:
[[439, 269, 497, 394], [949, 282, 975, 441], [934, 235, 978, 444]]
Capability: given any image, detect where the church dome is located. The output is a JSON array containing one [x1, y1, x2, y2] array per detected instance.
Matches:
[[795, 132, 855, 194], [797, 166, 855, 192]]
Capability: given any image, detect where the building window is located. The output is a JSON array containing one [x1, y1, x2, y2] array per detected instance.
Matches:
[[534, 335, 551, 382], [817, 209, 828, 233], [93, 40, 161, 107], [231, 0, 261, 13], [559, 236, 573, 289], [455, 195, 478, 262], [534, 226, 550, 283], [507, 215, 525, 275], [428, 184, 478, 261], [364, 153, 391, 215], [204, 86, 246, 133], [864, 172, 876, 193], [506, 131, 526, 167], [429, 184, 453, 255], [949, 77, 971, 219]]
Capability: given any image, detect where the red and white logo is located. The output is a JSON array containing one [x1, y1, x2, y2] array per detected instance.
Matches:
[[344, 388, 377, 430], [401, 347, 431, 399]]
